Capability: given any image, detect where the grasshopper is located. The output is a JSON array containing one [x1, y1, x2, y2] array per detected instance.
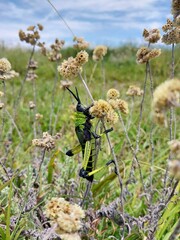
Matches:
[[66, 87, 116, 182]]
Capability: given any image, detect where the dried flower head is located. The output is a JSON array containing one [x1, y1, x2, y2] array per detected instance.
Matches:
[[162, 19, 174, 32], [47, 39, 65, 62], [75, 51, 89, 66], [58, 233, 81, 240], [19, 24, 43, 46], [0, 58, 11, 73], [35, 113, 43, 120], [90, 100, 112, 119], [171, 0, 180, 18], [108, 99, 118, 110], [168, 160, 180, 179], [106, 110, 118, 124], [143, 28, 161, 43], [45, 197, 85, 237], [60, 80, 73, 90], [92, 45, 107, 61], [73, 36, 89, 50], [175, 15, 180, 26], [136, 47, 161, 64], [29, 60, 38, 70], [152, 79, 180, 110], [32, 132, 56, 151], [107, 88, 120, 100], [0, 102, 5, 109], [37, 23, 44, 31], [168, 140, 180, 159], [29, 101, 36, 109], [26, 70, 38, 82], [126, 85, 144, 96], [116, 99, 129, 114], [162, 28, 180, 45], [152, 109, 167, 126], [58, 57, 81, 79], [152, 79, 180, 125]]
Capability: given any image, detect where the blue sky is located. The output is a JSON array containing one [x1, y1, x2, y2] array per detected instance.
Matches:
[[0, 0, 172, 47]]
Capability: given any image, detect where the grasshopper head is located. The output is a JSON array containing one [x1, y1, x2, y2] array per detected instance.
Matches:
[[66, 87, 86, 112]]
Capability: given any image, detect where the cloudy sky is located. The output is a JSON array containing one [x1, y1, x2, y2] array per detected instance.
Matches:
[[0, 0, 172, 47]]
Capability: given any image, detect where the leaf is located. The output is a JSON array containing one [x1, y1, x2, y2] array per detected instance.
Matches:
[[0, 226, 6, 240], [6, 181, 13, 239], [47, 149, 63, 183]]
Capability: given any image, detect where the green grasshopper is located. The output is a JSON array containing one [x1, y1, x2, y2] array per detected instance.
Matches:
[[66, 87, 116, 182]]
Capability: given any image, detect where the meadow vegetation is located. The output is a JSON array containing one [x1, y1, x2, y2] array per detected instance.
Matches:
[[0, 1, 180, 240]]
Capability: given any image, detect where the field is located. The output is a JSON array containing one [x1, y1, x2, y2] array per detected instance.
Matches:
[[0, 2, 180, 240]]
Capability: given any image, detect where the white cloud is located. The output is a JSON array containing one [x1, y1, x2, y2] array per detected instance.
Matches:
[[0, 0, 171, 46]]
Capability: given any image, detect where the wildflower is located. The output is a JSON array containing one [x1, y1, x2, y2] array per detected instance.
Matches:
[[27, 25, 35, 31], [168, 140, 180, 159], [116, 99, 129, 114], [171, 0, 180, 18], [73, 36, 89, 50], [162, 28, 180, 45], [75, 51, 89, 66], [58, 57, 81, 79], [162, 19, 174, 32], [37, 23, 44, 31], [152, 79, 180, 110], [45, 197, 84, 239], [32, 132, 56, 151], [152, 109, 167, 126], [136, 47, 161, 64], [168, 160, 180, 179], [29, 60, 38, 70], [126, 85, 144, 96], [106, 110, 118, 124], [35, 113, 43, 120], [90, 100, 112, 119], [152, 78, 180, 125], [0, 58, 11, 73], [46, 39, 65, 62], [92, 45, 107, 61], [58, 233, 81, 240], [60, 80, 73, 90], [107, 88, 120, 100], [26, 70, 38, 82], [19, 24, 43, 46], [29, 101, 36, 109], [143, 28, 161, 43], [108, 99, 118, 110]]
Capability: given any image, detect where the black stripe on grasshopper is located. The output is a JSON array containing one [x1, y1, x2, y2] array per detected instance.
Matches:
[[66, 87, 98, 182]]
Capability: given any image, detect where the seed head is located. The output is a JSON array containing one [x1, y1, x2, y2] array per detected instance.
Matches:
[[90, 100, 112, 118], [136, 47, 161, 64], [37, 23, 44, 31], [171, 0, 180, 18], [126, 85, 144, 96], [143, 28, 161, 43], [92, 45, 107, 61], [107, 88, 120, 100], [75, 50, 89, 66], [60, 80, 73, 90], [168, 140, 180, 159], [0, 58, 11, 73], [45, 197, 84, 237], [32, 132, 56, 151], [29, 101, 36, 109], [58, 57, 81, 79], [168, 160, 180, 179], [73, 36, 89, 50], [116, 99, 129, 114]]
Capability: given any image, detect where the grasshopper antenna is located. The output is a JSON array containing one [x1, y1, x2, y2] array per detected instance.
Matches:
[[47, 0, 75, 38], [66, 87, 81, 104]]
